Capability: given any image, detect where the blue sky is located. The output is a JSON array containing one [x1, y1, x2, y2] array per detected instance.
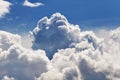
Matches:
[[0, 0, 120, 34]]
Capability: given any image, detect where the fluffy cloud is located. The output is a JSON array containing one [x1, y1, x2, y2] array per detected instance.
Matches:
[[31, 13, 120, 80], [36, 28, 120, 80], [0, 13, 120, 80], [2, 76, 15, 80], [23, 0, 44, 8], [31, 13, 81, 59], [0, 31, 51, 80], [0, 30, 21, 50], [36, 70, 64, 80], [0, 0, 11, 18]]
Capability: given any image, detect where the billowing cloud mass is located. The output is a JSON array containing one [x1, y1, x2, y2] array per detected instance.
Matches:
[[0, 13, 120, 80], [0, 31, 51, 80], [23, 0, 44, 8], [2, 75, 15, 80], [0, 0, 11, 18], [31, 13, 81, 59]]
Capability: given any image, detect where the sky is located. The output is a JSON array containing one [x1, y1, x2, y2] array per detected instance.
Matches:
[[0, 0, 120, 34], [0, 0, 120, 80]]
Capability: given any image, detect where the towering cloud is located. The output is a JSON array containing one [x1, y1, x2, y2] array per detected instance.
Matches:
[[0, 13, 120, 80], [0, 0, 11, 18], [31, 13, 120, 80], [31, 13, 81, 59]]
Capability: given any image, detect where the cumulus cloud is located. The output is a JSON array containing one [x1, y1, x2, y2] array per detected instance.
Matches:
[[0, 31, 51, 80], [36, 70, 64, 80], [2, 75, 15, 80], [31, 13, 81, 59], [31, 13, 120, 80], [0, 13, 120, 80], [23, 0, 44, 8], [21, 34, 33, 49], [0, 0, 11, 18], [36, 27, 120, 80]]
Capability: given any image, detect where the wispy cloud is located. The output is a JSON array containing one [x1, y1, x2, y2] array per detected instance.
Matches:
[[23, 0, 44, 8]]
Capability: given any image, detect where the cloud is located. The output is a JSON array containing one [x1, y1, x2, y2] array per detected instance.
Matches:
[[31, 13, 120, 80], [36, 27, 120, 80], [2, 75, 15, 80], [0, 31, 51, 80], [0, 13, 120, 80], [0, 0, 11, 18], [21, 34, 33, 49], [23, 0, 44, 8], [0, 30, 21, 50], [36, 70, 64, 80], [30, 13, 81, 59]]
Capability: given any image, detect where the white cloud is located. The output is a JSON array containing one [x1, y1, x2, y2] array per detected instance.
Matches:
[[0, 13, 120, 80], [36, 70, 64, 80], [0, 31, 51, 80], [2, 76, 15, 80], [0, 0, 11, 18], [36, 26, 120, 80], [31, 13, 81, 59], [31, 13, 120, 80], [23, 0, 44, 8], [0, 30, 21, 50], [21, 34, 33, 49]]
